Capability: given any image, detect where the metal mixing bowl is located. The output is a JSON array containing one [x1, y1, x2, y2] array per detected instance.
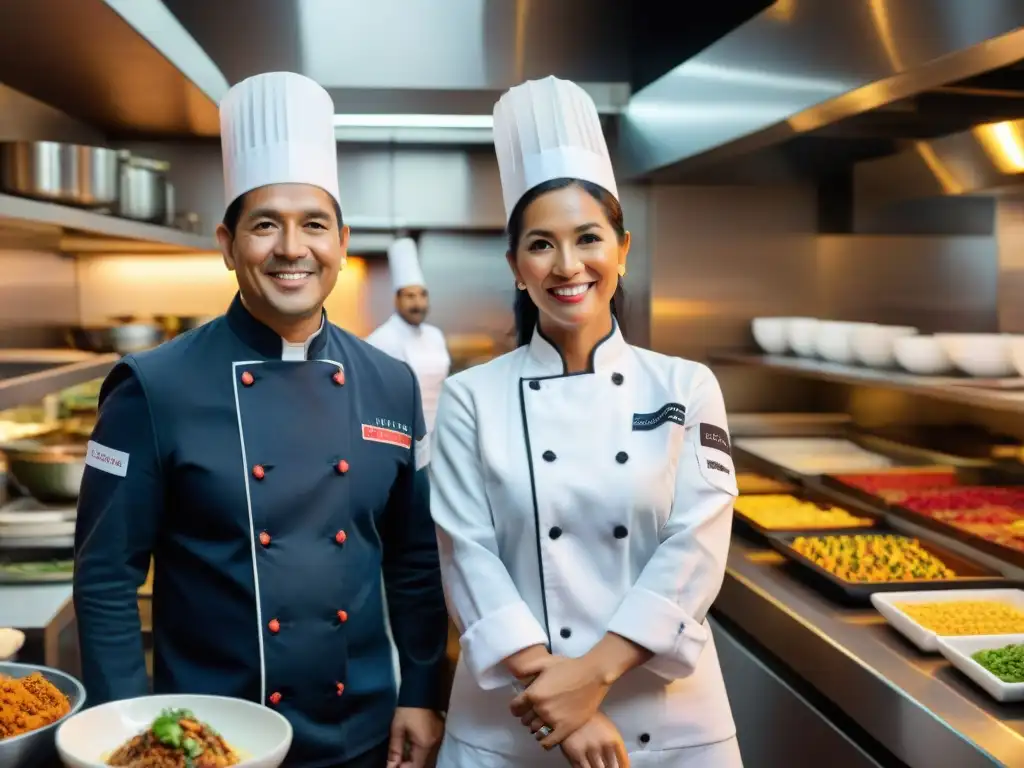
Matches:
[[0, 662, 86, 768], [1, 441, 85, 502]]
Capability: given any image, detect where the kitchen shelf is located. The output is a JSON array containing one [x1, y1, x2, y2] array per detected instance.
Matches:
[[0, 353, 118, 411], [711, 352, 1024, 414], [0, 192, 216, 253]]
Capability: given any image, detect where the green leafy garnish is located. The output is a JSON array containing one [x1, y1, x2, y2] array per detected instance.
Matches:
[[150, 708, 204, 758]]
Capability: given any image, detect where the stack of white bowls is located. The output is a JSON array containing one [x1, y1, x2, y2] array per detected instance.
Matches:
[[750, 318, 1024, 379]]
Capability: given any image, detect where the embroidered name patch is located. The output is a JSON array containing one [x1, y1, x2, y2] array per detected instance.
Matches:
[[700, 423, 731, 455], [362, 424, 412, 449], [707, 459, 730, 475], [415, 435, 431, 471], [632, 403, 686, 431], [85, 440, 129, 477]]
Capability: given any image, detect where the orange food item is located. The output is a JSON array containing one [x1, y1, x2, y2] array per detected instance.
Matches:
[[0, 671, 71, 739]]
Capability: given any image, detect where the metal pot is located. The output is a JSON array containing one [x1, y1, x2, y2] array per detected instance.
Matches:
[[117, 153, 172, 223], [1, 441, 86, 503], [153, 315, 214, 338], [0, 141, 119, 208], [67, 323, 164, 356]]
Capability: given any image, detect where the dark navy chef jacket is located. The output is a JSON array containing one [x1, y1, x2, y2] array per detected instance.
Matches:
[[73, 295, 449, 767]]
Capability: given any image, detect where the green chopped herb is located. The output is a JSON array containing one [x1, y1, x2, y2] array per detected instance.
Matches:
[[971, 643, 1024, 683]]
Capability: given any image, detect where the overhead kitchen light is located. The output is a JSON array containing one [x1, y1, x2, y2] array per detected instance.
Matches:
[[332, 114, 493, 130]]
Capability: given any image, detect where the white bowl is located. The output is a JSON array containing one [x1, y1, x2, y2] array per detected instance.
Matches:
[[786, 318, 819, 357], [851, 325, 918, 368], [893, 336, 954, 375], [936, 334, 1016, 378], [1008, 338, 1024, 378], [56, 694, 292, 768], [815, 321, 875, 364], [937, 634, 1024, 703], [871, 588, 1024, 653], [751, 317, 794, 355]]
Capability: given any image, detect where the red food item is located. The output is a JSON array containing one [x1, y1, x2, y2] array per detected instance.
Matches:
[[834, 471, 959, 494], [899, 487, 1024, 514]]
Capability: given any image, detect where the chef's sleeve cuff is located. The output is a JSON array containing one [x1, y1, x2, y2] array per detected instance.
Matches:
[[397, 665, 445, 710], [606, 586, 710, 681], [460, 601, 549, 691]]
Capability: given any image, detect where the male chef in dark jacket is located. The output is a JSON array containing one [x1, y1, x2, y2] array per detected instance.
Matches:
[[73, 71, 448, 768]]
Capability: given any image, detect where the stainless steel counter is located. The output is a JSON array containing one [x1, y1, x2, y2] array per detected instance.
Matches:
[[715, 537, 1022, 767]]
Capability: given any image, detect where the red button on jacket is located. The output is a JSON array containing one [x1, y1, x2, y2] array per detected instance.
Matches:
[[268, 619, 280, 634], [252, 465, 265, 480], [259, 531, 271, 547], [269, 692, 282, 705], [241, 371, 254, 386], [337, 610, 348, 623], [332, 370, 345, 386], [336, 459, 349, 475], [335, 530, 347, 545]]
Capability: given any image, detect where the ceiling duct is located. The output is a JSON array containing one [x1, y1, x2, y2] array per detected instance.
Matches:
[[618, 0, 1024, 183]]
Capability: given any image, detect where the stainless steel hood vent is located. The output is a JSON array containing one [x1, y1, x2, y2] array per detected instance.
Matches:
[[855, 115, 1024, 209], [618, 1, 1024, 183]]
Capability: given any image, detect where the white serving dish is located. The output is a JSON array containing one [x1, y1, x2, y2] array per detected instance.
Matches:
[[1008, 337, 1024, 379], [56, 694, 293, 768], [870, 588, 1024, 652], [786, 318, 819, 357], [815, 321, 875, 364], [752, 317, 798, 355], [0, 628, 25, 660], [937, 334, 1016, 378], [851, 324, 918, 368], [734, 437, 895, 474], [937, 634, 1024, 702], [893, 335, 955, 375]]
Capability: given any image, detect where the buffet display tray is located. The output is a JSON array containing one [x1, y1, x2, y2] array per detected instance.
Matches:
[[766, 528, 1016, 605], [732, 486, 885, 544], [732, 429, 989, 489], [820, 468, 1024, 571]]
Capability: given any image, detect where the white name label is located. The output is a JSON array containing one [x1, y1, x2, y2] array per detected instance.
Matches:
[[85, 440, 130, 477], [415, 435, 431, 471]]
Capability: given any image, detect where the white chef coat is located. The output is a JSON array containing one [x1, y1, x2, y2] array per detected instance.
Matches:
[[365, 314, 451, 432], [429, 322, 740, 764]]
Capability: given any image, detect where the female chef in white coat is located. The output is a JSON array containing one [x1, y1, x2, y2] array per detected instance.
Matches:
[[429, 75, 743, 768]]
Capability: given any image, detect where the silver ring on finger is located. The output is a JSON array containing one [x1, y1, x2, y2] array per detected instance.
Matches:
[[537, 725, 553, 738]]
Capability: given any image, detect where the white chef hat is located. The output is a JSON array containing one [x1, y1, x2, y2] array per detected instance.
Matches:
[[219, 71, 341, 208], [387, 237, 426, 292], [492, 76, 617, 222]]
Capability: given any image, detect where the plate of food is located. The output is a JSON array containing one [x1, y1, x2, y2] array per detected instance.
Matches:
[[768, 531, 1016, 604], [55, 694, 292, 768], [0, 661, 85, 768], [936, 634, 1024, 702], [733, 493, 879, 539], [870, 589, 1024, 652]]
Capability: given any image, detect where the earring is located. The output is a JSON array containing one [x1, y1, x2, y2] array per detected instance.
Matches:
[[516, 281, 526, 290], [617, 264, 626, 277]]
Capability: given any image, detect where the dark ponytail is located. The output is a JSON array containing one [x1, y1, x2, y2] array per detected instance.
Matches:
[[507, 178, 628, 348]]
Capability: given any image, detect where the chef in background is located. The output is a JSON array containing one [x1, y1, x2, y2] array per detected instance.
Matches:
[[366, 237, 451, 433], [73, 71, 448, 768], [429, 75, 743, 767]]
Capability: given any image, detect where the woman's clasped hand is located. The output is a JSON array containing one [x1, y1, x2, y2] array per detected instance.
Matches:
[[510, 654, 630, 767]]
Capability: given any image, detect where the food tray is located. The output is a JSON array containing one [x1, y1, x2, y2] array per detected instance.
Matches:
[[766, 530, 1016, 605], [732, 489, 883, 543], [937, 634, 1024, 703], [820, 465, 1024, 511], [888, 492, 1024, 573], [870, 588, 1024, 652], [732, 432, 987, 488]]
